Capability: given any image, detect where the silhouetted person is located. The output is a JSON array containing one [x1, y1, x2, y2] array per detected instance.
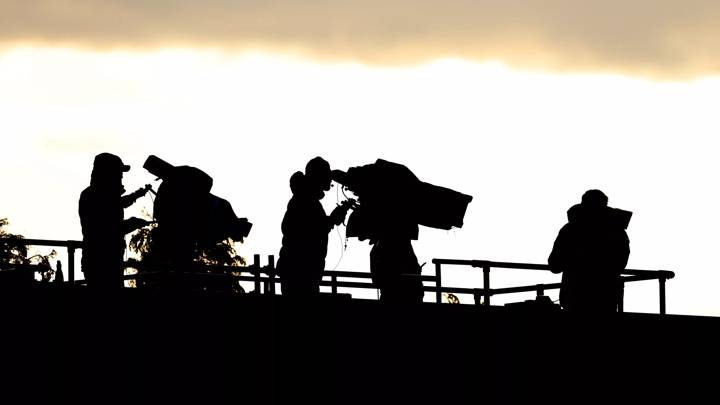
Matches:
[[548, 190, 631, 313], [277, 157, 351, 297], [79, 153, 151, 289], [369, 237, 424, 303], [141, 156, 252, 280], [152, 165, 214, 270], [332, 159, 472, 304]]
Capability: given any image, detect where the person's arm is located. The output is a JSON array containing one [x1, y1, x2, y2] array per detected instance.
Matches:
[[548, 225, 570, 274], [121, 184, 152, 208], [79, 190, 107, 240], [122, 217, 152, 235], [614, 230, 630, 270]]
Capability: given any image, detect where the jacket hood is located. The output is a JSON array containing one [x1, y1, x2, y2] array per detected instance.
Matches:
[[289, 171, 323, 200], [567, 204, 632, 229]]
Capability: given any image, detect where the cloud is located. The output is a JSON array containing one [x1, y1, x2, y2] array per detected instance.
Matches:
[[2, 0, 720, 78]]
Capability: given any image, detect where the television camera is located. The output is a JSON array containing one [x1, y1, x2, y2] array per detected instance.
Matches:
[[142, 155, 252, 266], [331, 159, 473, 241]]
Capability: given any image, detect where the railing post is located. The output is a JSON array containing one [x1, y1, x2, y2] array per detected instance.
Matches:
[[331, 274, 338, 294], [483, 266, 491, 306], [435, 262, 442, 304], [473, 290, 482, 306], [659, 277, 667, 315], [67, 245, 76, 284], [267, 255, 276, 294], [253, 254, 261, 295], [55, 260, 64, 283]]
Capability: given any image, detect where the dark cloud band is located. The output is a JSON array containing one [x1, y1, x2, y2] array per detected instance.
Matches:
[[2, 0, 719, 78]]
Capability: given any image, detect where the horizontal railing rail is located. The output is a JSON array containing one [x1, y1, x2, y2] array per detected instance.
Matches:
[[1, 237, 80, 282], [432, 258, 675, 314], [2, 238, 675, 313]]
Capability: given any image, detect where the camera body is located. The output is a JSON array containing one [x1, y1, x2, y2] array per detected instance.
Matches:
[[143, 155, 252, 247], [332, 159, 473, 241]]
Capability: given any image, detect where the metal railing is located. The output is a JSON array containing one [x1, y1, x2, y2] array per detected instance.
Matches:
[[431, 259, 675, 314], [0, 238, 82, 283], [1, 238, 675, 314], [125, 254, 675, 314]]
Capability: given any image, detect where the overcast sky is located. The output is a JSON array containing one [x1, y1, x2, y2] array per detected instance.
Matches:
[[1, 1, 719, 315]]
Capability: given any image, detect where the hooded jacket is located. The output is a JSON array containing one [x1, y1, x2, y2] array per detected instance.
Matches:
[[548, 203, 631, 311]]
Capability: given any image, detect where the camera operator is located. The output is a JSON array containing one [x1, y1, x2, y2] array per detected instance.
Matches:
[[548, 189, 631, 313], [331, 159, 473, 304], [369, 236, 424, 303], [277, 157, 352, 297], [79, 153, 152, 289]]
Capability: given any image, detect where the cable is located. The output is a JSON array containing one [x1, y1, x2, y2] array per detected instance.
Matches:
[[331, 225, 346, 271], [331, 181, 350, 271], [146, 182, 159, 220]]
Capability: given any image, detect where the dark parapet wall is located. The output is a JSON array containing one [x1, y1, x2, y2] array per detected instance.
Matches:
[[1, 289, 718, 403]]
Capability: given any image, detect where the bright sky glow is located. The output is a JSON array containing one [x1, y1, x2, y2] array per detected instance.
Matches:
[[2, 47, 719, 315]]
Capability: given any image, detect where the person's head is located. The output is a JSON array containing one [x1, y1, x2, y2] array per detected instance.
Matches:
[[289, 171, 305, 195], [305, 156, 331, 193], [90, 153, 130, 187], [581, 189, 608, 209]]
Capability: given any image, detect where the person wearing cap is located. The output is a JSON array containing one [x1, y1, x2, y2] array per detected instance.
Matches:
[[548, 189, 631, 313], [79, 153, 152, 289], [276, 157, 352, 297]]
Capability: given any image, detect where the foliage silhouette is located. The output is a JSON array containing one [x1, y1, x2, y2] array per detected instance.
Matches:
[[0, 218, 58, 282], [127, 221, 246, 292]]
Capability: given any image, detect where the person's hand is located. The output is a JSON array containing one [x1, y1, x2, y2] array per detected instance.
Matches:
[[129, 184, 153, 201], [137, 184, 153, 196], [330, 204, 350, 226], [342, 198, 359, 209]]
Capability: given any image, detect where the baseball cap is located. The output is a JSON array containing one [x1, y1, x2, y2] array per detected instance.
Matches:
[[94, 153, 130, 172]]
